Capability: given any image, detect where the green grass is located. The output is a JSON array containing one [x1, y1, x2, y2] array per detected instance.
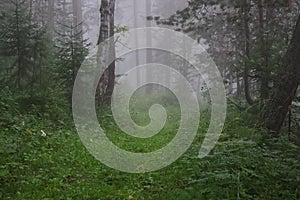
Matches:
[[0, 96, 300, 199]]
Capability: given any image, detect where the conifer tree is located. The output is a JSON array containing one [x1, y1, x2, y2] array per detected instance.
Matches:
[[0, 0, 47, 90], [55, 22, 90, 99]]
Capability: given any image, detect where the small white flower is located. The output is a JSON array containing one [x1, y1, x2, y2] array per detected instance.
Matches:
[[41, 130, 47, 137]]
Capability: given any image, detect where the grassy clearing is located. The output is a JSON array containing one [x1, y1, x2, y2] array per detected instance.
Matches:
[[0, 94, 300, 199]]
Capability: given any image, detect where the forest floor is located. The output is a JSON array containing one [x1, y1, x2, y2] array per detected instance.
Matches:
[[1, 99, 300, 199]]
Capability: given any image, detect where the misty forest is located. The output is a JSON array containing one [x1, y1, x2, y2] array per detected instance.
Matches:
[[1, 0, 300, 199]]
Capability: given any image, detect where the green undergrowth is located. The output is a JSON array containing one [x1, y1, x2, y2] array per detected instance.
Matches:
[[1, 93, 300, 199]]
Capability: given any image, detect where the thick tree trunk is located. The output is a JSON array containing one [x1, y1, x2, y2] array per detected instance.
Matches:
[[258, 0, 269, 100], [98, 0, 109, 45], [262, 14, 300, 137], [98, 0, 109, 104], [97, 0, 115, 105], [103, 0, 116, 104]]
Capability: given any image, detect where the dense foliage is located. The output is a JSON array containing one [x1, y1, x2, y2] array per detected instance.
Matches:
[[0, 93, 299, 199], [0, 0, 300, 199]]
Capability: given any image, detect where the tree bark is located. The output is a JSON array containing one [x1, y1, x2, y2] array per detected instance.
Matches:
[[134, 0, 141, 86], [48, 0, 55, 39], [258, 0, 269, 100], [98, 0, 109, 45], [103, 0, 116, 104], [262, 14, 300, 137], [242, 0, 254, 105], [146, 0, 153, 93], [72, 0, 83, 40], [97, 0, 116, 105]]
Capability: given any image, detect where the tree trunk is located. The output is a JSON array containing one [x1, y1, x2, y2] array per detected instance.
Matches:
[[262, 14, 300, 137], [103, 0, 116, 104], [98, 0, 109, 45], [258, 0, 269, 100], [97, 0, 116, 105], [236, 72, 241, 97], [134, 0, 141, 86], [47, 0, 55, 39], [242, 0, 254, 105], [72, 0, 83, 39], [146, 0, 153, 94]]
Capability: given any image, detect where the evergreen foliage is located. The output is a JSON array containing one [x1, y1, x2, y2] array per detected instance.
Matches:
[[0, 0, 299, 199], [55, 22, 90, 99], [0, 0, 48, 91]]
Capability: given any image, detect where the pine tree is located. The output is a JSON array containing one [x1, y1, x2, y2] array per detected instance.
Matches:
[[55, 22, 90, 99], [0, 0, 47, 90]]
